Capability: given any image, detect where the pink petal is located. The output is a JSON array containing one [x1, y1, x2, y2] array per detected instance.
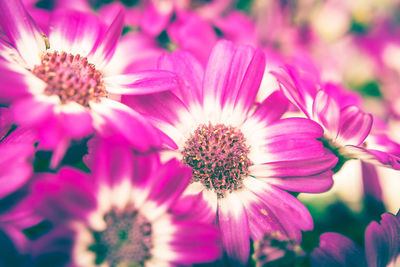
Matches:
[[91, 140, 134, 188], [140, 1, 173, 36], [264, 171, 334, 193], [0, 143, 33, 199], [32, 168, 97, 222], [271, 65, 313, 117], [88, 7, 124, 69], [171, 193, 216, 224], [311, 233, 366, 267], [361, 162, 383, 204], [167, 13, 218, 65], [0, 108, 14, 138], [244, 178, 313, 242], [90, 98, 161, 151], [365, 213, 400, 267], [238, 190, 281, 241], [11, 95, 57, 126], [158, 50, 204, 105], [233, 48, 266, 115], [313, 89, 340, 137], [263, 118, 324, 140], [337, 105, 372, 146], [122, 90, 191, 127], [203, 40, 235, 106], [250, 154, 338, 178], [250, 90, 289, 125], [104, 70, 178, 95], [103, 32, 163, 75], [145, 159, 192, 217], [167, 222, 221, 264], [218, 192, 250, 265], [0, 0, 46, 68], [0, 61, 44, 105], [48, 10, 104, 58]]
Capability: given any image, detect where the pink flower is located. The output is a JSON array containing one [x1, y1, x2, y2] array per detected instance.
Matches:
[[123, 40, 337, 264], [31, 141, 220, 266], [0, 0, 178, 166], [273, 64, 400, 170]]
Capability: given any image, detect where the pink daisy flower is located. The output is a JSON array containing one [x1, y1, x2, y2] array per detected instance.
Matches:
[[273, 65, 400, 171], [123, 40, 338, 264], [31, 141, 220, 266], [0, 0, 178, 165]]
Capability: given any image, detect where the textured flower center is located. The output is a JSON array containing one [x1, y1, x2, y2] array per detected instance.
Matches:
[[32, 51, 107, 107], [182, 123, 251, 197], [88, 208, 153, 266]]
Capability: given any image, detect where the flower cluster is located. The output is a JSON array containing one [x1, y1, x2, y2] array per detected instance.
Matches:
[[1, 0, 400, 266]]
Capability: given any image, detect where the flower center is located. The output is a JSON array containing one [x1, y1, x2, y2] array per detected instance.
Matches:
[[88, 208, 152, 266], [32, 51, 107, 107], [182, 123, 251, 197]]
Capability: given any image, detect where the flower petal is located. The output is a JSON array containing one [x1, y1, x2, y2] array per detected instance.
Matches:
[[263, 118, 324, 140], [122, 90, 194, 147], [262, 171, 334, 193], [48, 10, 104, 58], [0, 60, 45, 105], [104, 70, 178, 95], [90, 98, 161, 151], [0, 143, 33, 199], [165, 222, 220, 264], [57, 102, 93, 138], [158, 50, 204, 105], [249, 154, 338, 178], [336, 105, 372, 146], [171, 193, 216, 224], [203, 40, 235, 110], [140, 1, 173, 36], [311, 233, 366, 267], [313, 89, 340, 137], [271, 65, 314, 117], [365, 212, 400, 267], [244, 178, 313, 242], [342, 146, 400, 170], [0, 0, 46, 68], [250, 90, 289, 126], [218, 192, 250, 265], [11, 95, 58, 126], [141, 159, 192, 220], [32, 169, 97, 222], [232, 48, 266, 115], [88, 7, 124, 69]]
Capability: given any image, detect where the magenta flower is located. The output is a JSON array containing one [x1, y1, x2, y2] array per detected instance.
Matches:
[[123, 40, 337, 264], [0, 0, 178, 165], [273, 64, 400, 170], [311, 210, 400, 267], [31, 141, 220, 266]]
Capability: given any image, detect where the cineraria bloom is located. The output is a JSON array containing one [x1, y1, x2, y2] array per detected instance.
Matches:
[[311, 210, 400, 267], [273, 65, 400, 171], [123, 40, 338, 264], [31, 142, 220, 266], [0, 0, 178, 165]]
